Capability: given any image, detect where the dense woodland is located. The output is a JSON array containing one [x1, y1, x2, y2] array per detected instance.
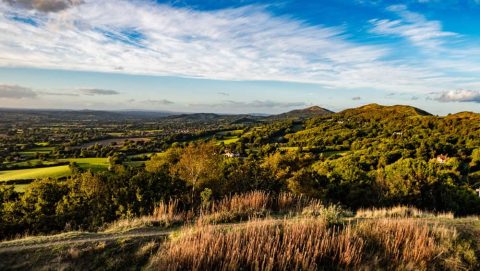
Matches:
[[1, 104, 480, 238]]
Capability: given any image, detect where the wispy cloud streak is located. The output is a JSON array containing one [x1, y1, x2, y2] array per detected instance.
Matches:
[[0, 0, 478, 96], [370, 4, 457, 49]]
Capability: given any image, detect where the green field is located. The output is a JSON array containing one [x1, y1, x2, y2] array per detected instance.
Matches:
[[59, 158, 109, 172], [215, 130, 243, 145], [18, 147, 55, 158], [12, 184, 29, 192], [0, 165, 71, 182], [217, 136, 240, 145], [2, 159, 59, 168], [35, 142, 50, 147], [0, 158, 110, 183]]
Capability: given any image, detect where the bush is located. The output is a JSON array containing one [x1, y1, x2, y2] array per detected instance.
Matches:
[[301, 202, 352, 224]]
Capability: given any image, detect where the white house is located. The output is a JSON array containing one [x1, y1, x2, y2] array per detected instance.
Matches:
[[436, 155, 448, 164], [224, 151, 240, 158]]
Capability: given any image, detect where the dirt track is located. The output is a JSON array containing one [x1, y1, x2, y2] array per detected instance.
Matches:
[[0, 229, 171, 253]]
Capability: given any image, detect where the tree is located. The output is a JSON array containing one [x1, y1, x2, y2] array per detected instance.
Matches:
[[287, 168, 327, 198], [470, 148, 480, 170], [145, 147, 182, 174], [170, 142, 223, 193]]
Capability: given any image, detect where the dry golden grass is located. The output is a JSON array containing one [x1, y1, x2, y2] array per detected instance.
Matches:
[[197, 191, 271, 224], [355, 205, 454, 219], [148, 217, 474, 271], [208, 191, 270, 214], [276, 192, 309, 212], [148, 218, 364, 271], [196, 191, 328, 225], [103, 200, 186, 233], [106, 191, 351, 231], [356, 219, 453, 269]]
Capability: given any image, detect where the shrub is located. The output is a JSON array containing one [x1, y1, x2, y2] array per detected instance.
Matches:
[[301, 202, 353, 224]]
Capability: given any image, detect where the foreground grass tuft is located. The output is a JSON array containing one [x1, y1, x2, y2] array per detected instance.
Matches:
[[148, 217, 476, 271], [355, 206, 454, 219]]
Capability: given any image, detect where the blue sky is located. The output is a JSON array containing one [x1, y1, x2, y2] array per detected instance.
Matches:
[[0, 0, 479, 114]]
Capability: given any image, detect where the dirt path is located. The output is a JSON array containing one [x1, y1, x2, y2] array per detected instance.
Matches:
[[0, 229, 172, 254]]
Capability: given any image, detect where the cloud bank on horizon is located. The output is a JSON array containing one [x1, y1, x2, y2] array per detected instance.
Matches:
[[0, 0, 479, 113]]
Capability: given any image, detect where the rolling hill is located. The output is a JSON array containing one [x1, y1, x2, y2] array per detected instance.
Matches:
[[269, 106, 333, 120], [338, 103, 432, 120]]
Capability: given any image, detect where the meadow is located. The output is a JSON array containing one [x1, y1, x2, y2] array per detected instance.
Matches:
[[18, 147, 55, 158], [0, 158, 110, 191], [58, 158, 110, 172], [0, 165, 71, 182]]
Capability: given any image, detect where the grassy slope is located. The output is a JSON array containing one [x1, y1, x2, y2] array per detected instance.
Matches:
[[0, 158, 109, 182], [59, 158, 109, 172], [18, 147, 55, 158], [0, 229, 168, 271], [1, 216, 479, 271], [0, 165, 71, 182], [216, 136, 240, 145], [0, 158, 110, 191]]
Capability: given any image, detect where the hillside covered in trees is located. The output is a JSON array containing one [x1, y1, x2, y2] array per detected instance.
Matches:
[[1, 104, 479, 239]]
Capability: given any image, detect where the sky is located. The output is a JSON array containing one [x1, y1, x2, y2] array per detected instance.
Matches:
[[0, 0, 479, 114]]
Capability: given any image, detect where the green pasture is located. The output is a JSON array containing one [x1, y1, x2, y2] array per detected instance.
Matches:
[[35, 142, 50, 147], [12, 184, 29, 193], [2, 159, 59, 168], [216, 136, 240, 145], [18, 147, 55, 158], [1, 158, 118, 183], [59, 158, 109, 172], [0, 165, 71, 182], [0, 158, 111, 191]]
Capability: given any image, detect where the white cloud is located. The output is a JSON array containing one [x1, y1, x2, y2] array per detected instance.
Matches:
[[0, 0, 477, 96], [0, 84, 37, 98], [143, 99, 174, 105], [434, 89, 480, 103], [37, 91, 78, 96], [79, 88, 120, 95], [370, 4, 457, 49], [2, 0, 83, 12], [189, 100, 308, 109]]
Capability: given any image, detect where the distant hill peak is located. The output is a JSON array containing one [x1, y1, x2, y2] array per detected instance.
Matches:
[[303, 106, 331, 112], [286, 106, 333, 114], [344, 104, 432, 117], [272, 106, 333, 120], [445, 111, 480, 119]]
